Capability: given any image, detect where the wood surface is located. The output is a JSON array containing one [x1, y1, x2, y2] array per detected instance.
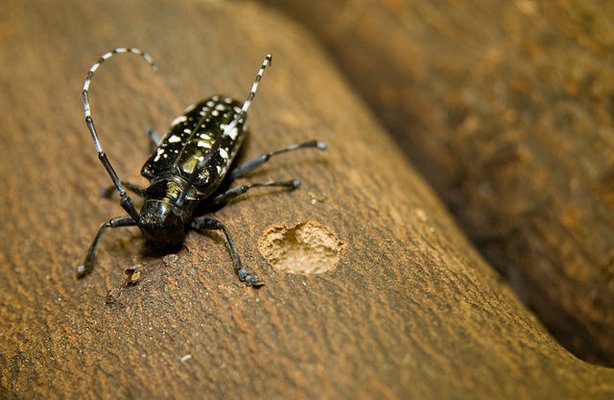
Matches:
[[1, 0, 614, 398], [262, 0, 614, 366]]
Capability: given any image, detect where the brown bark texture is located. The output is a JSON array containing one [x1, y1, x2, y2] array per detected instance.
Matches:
[[1, 0, 613, 399], [262, 0, 614, 366]]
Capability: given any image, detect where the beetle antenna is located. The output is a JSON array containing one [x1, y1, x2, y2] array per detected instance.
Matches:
[[82, 48, 157, 220], [221, 53, 272, 138], [175, 53, 273, 208]]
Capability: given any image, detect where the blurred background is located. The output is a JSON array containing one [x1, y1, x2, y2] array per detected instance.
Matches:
[[262, 0, 614, 367]]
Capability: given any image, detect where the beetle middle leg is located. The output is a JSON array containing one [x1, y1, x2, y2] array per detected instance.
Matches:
[[190, 218, 263, 287], [208, 179, 300, 206], [146, 128, 162, 147], [230, 140, 326, 179], [100, 129, 161, 198], [101, 181, 147, 198]]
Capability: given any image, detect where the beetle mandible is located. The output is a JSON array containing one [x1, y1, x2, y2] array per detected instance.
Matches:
[[77, 47, 326, 286]]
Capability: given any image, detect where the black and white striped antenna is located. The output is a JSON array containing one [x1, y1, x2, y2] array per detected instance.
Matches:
[[174, 53, 273, 208], [82, 47, 157, 220]]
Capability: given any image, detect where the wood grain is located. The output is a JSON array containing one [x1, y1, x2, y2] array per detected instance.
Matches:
[[0, 0, 613, 398], [262, 0, 614, 366]]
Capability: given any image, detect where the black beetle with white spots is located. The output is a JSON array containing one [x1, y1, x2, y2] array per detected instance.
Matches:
[[77, 47, 326, 286]]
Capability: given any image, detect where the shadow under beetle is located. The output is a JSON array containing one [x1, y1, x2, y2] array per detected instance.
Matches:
[[77, 48, 326, 286]]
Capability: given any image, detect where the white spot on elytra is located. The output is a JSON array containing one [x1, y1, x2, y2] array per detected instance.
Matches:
[[219, 147, 229, 159], [207, 101, 215, 107], [197, 141, 210, 148], [211, 110, 219, 117], [183, 128, 191, 134], [168, 135, 181, 143], [215, 104, 226, 111], [171, 115, 187, 126], [154, 148, 165, 162], [225, 127, 238, 140], [216, 165, 221, 174]]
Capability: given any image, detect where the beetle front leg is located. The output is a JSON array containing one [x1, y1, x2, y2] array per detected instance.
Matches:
[[190, 218, 263, 287], [76, 216, 137, 278]]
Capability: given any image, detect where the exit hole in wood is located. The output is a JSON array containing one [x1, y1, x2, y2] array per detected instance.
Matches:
[[258, 221, 345, 274]]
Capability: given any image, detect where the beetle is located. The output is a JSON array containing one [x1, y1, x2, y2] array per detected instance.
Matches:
[[77, 47, 326, 286]]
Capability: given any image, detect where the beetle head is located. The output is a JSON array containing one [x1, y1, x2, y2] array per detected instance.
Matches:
[[138, 200, 187, 248]]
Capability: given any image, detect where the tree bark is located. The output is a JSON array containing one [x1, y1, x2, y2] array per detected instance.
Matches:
[[1, 0, 613, 398], [262, 0, 614, 366]]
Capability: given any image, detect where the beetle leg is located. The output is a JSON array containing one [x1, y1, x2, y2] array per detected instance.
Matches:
[[146, 128, 162, 147], [190, 218, 263, 287], [230, 140, 326, 180], [208, 179, 299, 206], [76, 216, 138, 278], [101, 182, 147, 198]]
